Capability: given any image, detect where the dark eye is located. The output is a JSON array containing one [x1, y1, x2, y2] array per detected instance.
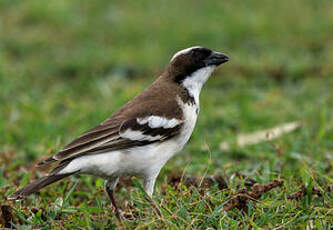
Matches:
[[190, 49, 199, 56]]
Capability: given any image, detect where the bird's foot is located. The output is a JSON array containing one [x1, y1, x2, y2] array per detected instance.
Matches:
[[146, 197, 162, 218], [114, 210, 135, 222]]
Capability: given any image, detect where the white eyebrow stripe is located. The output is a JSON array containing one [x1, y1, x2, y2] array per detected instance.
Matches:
[[170, 46, 202, 62], [137, 116, 181, 129]]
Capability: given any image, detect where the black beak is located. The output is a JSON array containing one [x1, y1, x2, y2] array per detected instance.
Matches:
[[204, 51, 229, 66]]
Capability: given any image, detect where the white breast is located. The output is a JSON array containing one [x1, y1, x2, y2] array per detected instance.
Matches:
[[59, 91, 201, 179], [175, 98, 199, 149], [59, 100, 199, 178]]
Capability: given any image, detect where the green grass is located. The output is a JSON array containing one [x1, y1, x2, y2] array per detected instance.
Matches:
[[0, 0, 332, 229]]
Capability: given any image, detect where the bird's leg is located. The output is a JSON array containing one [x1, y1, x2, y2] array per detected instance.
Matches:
[[106, 188, 122, 221], [143, 175, 162, 217], [105, 178, 122, 221], [143, 176, 156, 198]]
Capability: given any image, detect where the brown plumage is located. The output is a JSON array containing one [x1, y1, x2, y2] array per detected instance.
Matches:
[[38, 75, 189, 166], [9, 71, 191, 200], [7, 47, 229, 219], [8, 174, 72, 200], [8, 160, 74, 200]]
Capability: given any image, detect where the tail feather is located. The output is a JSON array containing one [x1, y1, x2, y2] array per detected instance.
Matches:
[[7, 173, 74, 200]]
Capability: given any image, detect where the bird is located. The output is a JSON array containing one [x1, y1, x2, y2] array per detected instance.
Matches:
[[8, 46, 229, 219]]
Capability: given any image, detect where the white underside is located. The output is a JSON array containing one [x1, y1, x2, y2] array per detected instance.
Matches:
[[59, 99, 198, 179], [59, 66, 216, 182]]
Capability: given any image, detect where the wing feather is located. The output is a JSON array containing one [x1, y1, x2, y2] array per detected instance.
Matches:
[[41, 116, 182, 164], [39, 92, 184, 165]]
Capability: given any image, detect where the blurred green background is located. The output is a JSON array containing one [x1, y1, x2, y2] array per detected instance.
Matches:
[[0, 0, 332, 228]]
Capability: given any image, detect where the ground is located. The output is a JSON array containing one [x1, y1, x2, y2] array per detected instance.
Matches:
[[0, 0, 332, 229]]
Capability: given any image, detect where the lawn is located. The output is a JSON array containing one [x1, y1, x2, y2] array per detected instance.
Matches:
[[0, 0, 332, 229]]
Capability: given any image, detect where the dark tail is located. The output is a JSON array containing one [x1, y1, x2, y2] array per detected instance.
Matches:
[[7, 173, 74, 200]]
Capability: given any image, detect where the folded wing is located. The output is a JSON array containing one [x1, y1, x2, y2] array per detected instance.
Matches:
[[38, 114, 183, 165]]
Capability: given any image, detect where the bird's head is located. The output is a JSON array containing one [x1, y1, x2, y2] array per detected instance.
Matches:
[[165, 46, 229, 84]]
